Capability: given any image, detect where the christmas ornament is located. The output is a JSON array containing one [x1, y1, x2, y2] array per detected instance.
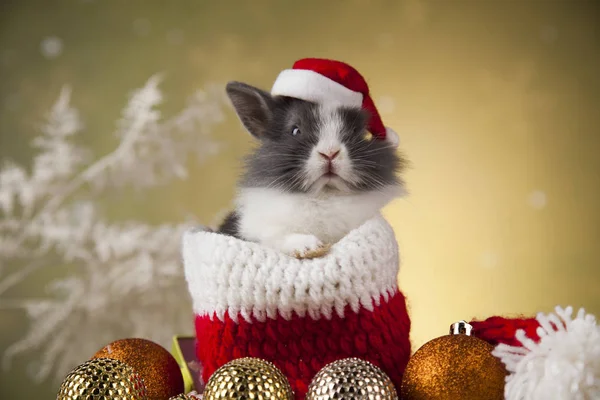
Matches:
[[271, 58, 400, 147], [184, 214, 411, 399], [400, 321, 506, 400], [168, 391, 202, 400], [202, 357, 293, 400], [93, 338, 184, 400], [492, 306, 600, 400], [56, 357, 147, 400], [306, 357, 397, 400]]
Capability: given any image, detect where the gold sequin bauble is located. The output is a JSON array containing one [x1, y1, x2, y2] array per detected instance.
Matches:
[[203, 357, 293, 400], [400, 326, 507, 400], [167, 395, 195, 399], [93, 338, 184, 400], [306, 358, 398, 400], [56, 357, 147, 400]]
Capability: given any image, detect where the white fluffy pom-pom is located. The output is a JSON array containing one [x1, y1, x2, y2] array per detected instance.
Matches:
[[492, 306, 600, 400]]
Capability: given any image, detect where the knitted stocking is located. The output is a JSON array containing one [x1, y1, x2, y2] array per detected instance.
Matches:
[[183, 215, 411, 399]]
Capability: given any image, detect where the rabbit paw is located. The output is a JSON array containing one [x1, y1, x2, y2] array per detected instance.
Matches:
[[280, 234, 330, 259]]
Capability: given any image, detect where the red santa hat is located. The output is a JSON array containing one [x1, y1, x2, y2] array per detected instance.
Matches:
[[271, 58, 400, 147], [469, 307, 600, 399], [183, 215, 411, 399]]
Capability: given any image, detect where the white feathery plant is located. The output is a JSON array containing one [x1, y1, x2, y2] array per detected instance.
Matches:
[[0, 75, 229, 383]]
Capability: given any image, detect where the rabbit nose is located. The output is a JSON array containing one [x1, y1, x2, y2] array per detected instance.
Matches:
[[318, 150, 340, 160]]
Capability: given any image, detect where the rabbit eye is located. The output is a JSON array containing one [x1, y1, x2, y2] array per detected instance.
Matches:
[[291, 126, 301, 136]]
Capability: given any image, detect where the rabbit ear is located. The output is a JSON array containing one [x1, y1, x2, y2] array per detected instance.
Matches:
[[226, 81, 274, 139]]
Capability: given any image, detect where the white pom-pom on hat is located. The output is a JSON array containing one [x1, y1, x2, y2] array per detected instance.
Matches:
[[492, 305, 600, 400], [385, 127, 400, 147]]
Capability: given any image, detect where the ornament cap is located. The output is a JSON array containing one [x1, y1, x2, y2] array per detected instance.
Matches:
[[450, 320, 473, 336]]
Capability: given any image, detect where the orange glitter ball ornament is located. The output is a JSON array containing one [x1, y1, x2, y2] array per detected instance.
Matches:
[[400, 321, 507, 400], [93, 338, 184, 400]]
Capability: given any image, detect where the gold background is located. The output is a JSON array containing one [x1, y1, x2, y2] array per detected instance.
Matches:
[[1, 0, 599, 397]]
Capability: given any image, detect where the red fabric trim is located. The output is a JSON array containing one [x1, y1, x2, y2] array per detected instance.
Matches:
[[470, 316, 541, 347], [195, 291, 411, 399]]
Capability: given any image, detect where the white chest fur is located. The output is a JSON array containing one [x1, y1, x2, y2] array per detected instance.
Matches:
[[236, 186, 401, 252]]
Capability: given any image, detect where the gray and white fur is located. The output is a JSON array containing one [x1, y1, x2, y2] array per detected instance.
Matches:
[[218, 81, 407, 257]]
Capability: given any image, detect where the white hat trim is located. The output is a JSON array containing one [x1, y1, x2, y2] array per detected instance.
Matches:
[[271, 69, 363, 108]]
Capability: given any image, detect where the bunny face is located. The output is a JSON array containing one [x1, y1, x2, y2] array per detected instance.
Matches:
[[226, 81, 405, 195]]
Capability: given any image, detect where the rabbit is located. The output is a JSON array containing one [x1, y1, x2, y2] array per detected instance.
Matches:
[[217, 81, 407, 258]]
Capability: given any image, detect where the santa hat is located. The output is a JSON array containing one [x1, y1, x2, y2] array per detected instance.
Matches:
[[271, 58, 400, 147], [183, 215, 411, 399], [470, 306, 600, 399]]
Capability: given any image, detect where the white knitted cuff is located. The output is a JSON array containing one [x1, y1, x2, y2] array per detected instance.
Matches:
[[183, 214, 400, 323]]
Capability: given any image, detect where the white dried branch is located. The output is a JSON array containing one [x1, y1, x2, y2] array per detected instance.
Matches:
[[0, 75, 228, 383]]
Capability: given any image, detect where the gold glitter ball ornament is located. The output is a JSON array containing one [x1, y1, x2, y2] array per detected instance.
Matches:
[[56, 357, 147, 400], [203, 357, 293, 400], [306, 357, 398, 400], [400, 321, 507, 400], [167, 395, 196, 399], [93, 338, 184, 400]]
